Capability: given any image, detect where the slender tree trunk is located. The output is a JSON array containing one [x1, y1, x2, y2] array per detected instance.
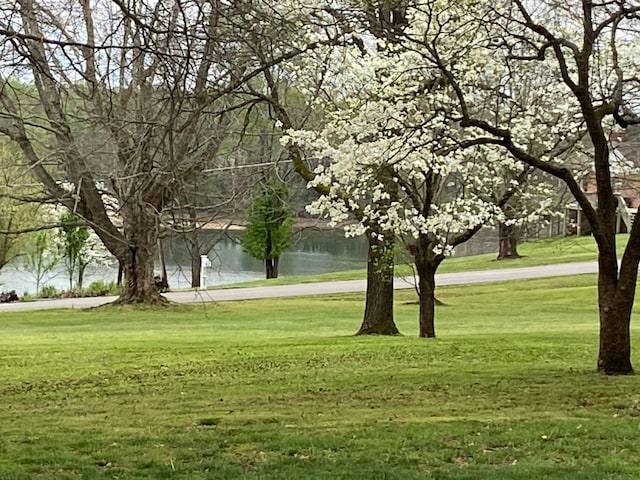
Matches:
[[411, 235, 443, 338], [189, 207, 201, 288], [158, 239, 168, 289], [356, 231, 400, 335], [77, 263, 86, 291], [192, 252, 202, 288], [68, 264, 74, 291], [415, 255, 437, 338], [266, 257, 279, 279], [497, 222, 520, 260], [264, 229, 278, 279]]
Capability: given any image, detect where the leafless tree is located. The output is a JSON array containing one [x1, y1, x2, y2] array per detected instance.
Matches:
[[0, 0, 335, 303]]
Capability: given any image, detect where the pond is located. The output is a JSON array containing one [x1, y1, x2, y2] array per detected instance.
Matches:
[[1, 227, 499, 295], [0, 229, 369, 295]]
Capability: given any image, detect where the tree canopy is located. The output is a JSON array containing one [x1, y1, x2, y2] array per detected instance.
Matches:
[[241, 178, 294, 279]]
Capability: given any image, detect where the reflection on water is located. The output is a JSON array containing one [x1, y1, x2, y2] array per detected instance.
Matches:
[[2, 227, 498, 295], [162, 230, 370, 285], [2, 229, 370, 294]]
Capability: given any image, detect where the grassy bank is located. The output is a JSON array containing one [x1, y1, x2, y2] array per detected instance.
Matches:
[[1, 274, 640, 479], [219, 233, 626, 288]]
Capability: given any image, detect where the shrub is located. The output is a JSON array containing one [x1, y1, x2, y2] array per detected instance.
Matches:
[[39, 285, 59, 298], [83, 280, 122, 297]]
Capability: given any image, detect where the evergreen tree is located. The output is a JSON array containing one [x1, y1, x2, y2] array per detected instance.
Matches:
[[241, 179, 294, 279]]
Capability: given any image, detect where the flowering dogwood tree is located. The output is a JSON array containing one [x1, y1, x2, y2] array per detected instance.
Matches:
[[253, 8, 407, 336], [401, 0, 640, 373], [284, 41, 534, 337]]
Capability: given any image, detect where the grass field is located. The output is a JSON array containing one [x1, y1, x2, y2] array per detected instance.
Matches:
[[219, 233, 626, 288], [2, 274, 640, 479]]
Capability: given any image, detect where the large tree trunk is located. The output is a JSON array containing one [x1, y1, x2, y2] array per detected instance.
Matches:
[[415, 255, 437, 338], [597, 243, 635, 374], [417, 265, 436, 338], [117, 247, 163, 303], [113, 206, 166, 304], [356, 231, 400, 335], [598, 293, 633, 374], [497, 221, 520, 260]]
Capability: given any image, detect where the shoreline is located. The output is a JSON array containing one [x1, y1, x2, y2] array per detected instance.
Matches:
[[194, 218, 354, 232]]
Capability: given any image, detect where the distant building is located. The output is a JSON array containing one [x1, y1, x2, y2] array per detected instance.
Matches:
[[565, 130, 640, 235]]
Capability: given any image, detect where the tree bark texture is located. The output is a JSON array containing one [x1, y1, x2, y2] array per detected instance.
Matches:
[[497, 222, 520, 260], [191, 253, 202, 288], [356, 231, 400, 335], [596, 229, 636, 374], [597, 276, 634, 374], [411, 234, 443, 339], [113, 205, 165, 304], [418, 268, 436, 338], [415, 256, 437, 338]]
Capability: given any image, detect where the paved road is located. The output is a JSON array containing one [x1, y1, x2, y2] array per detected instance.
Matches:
[[0, 261, 599, 312]]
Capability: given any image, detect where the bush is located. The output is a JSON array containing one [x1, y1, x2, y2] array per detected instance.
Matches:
[[39, 285, 59, 298], [82, 280, 122, 297], [31, 281, 122, 299]]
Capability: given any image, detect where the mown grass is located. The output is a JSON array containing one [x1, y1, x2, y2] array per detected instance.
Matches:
[[219, 233, 626, 288], [1, 274, 640, 479]]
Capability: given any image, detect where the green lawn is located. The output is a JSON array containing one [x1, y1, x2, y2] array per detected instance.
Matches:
[[219, 234, 626, 288], [2, 274, 640, 479]]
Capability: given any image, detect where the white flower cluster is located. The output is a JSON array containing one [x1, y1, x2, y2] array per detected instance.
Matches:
[[286, 41, 524, 256], [282, 0, 639, 257]]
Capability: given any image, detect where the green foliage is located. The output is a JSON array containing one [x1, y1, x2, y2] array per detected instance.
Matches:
[[33, 281, 121, 299], [0, 141, 42, 270], [58, 210, 90, 290], [83, 280, 122, 297], [22, 229, 60, 293], [241, 178, 294, 261], [0, 276, 639, 478], [38, 284, 59, 298]]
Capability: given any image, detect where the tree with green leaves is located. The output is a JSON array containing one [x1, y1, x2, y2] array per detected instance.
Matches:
[[58, 211, 90, 291], [241, 179, 294, 279], [22, 229, 60, 295], [0, 140, 43, 274]]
